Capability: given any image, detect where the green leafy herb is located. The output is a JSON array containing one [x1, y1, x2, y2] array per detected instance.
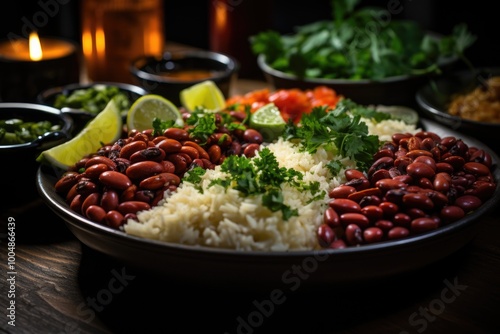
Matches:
[[250, 0, 476, 80], [207, 148, 320, 220], [284, 101, 381, 171], [152, 118, 178, 136]]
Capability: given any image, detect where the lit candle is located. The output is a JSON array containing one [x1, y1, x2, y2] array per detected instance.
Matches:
[[0, 32, 80, 102]]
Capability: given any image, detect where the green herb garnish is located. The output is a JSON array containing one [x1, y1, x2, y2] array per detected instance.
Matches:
[[284, 101, 381, 171]]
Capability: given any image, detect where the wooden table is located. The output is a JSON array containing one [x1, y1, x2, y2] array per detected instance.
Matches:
[[1, 78, 500, 334]]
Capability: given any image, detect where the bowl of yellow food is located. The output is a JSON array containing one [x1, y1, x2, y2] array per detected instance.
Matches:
[[415, 67, 500, 153]]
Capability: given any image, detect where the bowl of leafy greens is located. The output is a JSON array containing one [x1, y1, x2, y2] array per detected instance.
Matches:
[[37, 82, 148, 133], [251, 0, 476, 107]]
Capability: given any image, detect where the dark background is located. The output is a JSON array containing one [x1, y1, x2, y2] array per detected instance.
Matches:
[[1, 0, 498, 78]]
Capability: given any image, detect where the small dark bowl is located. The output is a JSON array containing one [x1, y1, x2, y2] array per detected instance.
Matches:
[[257, 54, 457, 107], [37, 81, 149, 134], [415, 67, 500, 153], [0, 103, 73, 208], [130, 50, 239, 106]]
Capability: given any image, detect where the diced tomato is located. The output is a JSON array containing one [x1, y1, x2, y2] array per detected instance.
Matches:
[[269, 89, 311, 124], [224, 86, 342, 123]]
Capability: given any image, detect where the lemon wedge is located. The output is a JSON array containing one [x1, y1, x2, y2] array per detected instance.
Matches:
[[250, 103, 287, 142], [37, 99, 122, 170], [126, 94, 183, 132], [180, 80, 226, 112]]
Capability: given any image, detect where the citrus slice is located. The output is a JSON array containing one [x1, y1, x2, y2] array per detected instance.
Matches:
[[376, 105, 419, 125], [37, 99, 122, 170], [127, 94, 183, 131], [180, 80, 226, 112], [250, 102, 287, 142]]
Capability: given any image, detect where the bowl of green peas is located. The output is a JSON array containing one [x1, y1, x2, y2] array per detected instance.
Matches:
[[0, 103, 73, 208]]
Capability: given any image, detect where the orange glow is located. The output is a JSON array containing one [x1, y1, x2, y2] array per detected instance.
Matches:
[[29, 32, 42, 61], [96, 27, 105, 58], [82, 30, 93, 58], [215, 2, 227, 31]]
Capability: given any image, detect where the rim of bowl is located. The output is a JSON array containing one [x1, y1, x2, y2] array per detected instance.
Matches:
[[0, 102, 73, 150], [130, 50, 239, 83], [257, 54, 458, 85], [415, 67, 500, 128], [36, 81, 150, 104]]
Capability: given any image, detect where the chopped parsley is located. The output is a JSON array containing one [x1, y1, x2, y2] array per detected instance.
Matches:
[[283, 101, 381, 172]]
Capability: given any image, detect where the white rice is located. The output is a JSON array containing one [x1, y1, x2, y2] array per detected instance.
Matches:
[[123, 118, 419, 251]]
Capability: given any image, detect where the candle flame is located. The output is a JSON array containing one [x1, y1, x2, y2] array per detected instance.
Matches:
[[29, 32, 43, 61]]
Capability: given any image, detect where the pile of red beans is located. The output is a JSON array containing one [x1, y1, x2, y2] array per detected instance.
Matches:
[[317, 131, 497, 249], [54, 111, 264, 228]]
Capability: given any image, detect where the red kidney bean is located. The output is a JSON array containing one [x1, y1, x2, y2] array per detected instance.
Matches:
[[393, 212, 411, 228], [379, 201, 399, 218], [243, 129, 263, 144], [179, 145, 200, 160], [373, 148, 394, 160], [454, 195, 482, 213], [360, 205, 383, 223], [406, 207, 426, 220], [84, 163, 110, 179], [363, 227, 384, 244], [243, 143, 261, 157], [55, 172, 80, 194], [387, 226, 410, 240], [406, 149, 433, 160], [183, 141, 210, 160], [164, 128, 190, 141], [345, 224, 363, 246], [433, 172, 451, 192], [359, 195, 382, 207], [345, 169, 366, 181], [119, 185, 137, 203], [464, 181, 496, 201], [463, 162, 490, 176], [156, 138, 182, 153], [411, 217, 439, 233], [347, 188, 382, 202], [323, 207, 340, 227], [105, 210, 125, 228], [69, 194, 83, 213], [119, 140, 147, 160], [75, 179, 98, 197], [435, 162, 454, 174], [406, 162, 435, 179], [329, 185, 356, 199], [340, 213, 370, 229], [345, 178, 371, 191], [440, 205, 465, 224], [99, 171, 132, 190], [368, 157, 394, 177], [317, 224, 335, 247], [370, 169, 391, 185], [375, 178, 407, 193], [126, 161, 164, 180], [84, 155, 117, 170], [134, 190, 155, 203], [406, 136, 422, 151], [101, 190, 119, 211], [166, 153, 188, 175], [207, 144, 222, 164], [443, 155, 465, 171], [130, 147, 166, 163], [81, 192, 101, 216], [469, 149, 492, 168], [329, 198, 361, 214], [117, 201, 151, 215], [402, 193, 434, 211], [374, 219, 394, 232], [85, 205, 106, 223]]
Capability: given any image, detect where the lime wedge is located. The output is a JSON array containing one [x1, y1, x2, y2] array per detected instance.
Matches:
[[376, 105, 419, 125], [37, 99, 122, 170], [127, 94, 183, 131], [180, 80, 226, 112], [250, 103, 286, 142]]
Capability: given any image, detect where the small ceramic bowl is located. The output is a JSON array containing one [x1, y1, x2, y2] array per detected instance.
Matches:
[[416, 67, 500, 153], [0, 103, 73, 208], [257, 54, 457, 107], [130, 50, 239, 106], [37, 81, 148, 134]]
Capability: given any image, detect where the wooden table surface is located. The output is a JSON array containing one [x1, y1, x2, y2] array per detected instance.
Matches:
[[1, 77, 500, 334]]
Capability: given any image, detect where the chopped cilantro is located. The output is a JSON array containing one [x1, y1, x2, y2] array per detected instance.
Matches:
[[284, 101, 381, 172]]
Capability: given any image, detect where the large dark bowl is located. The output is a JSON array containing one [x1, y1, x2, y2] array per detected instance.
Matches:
[[36, 119, 499, 289], [258, 54, 457, 107], [130, 50, 239, 106], [415, 67, 500, 154], [0, 103, 73, 209]]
